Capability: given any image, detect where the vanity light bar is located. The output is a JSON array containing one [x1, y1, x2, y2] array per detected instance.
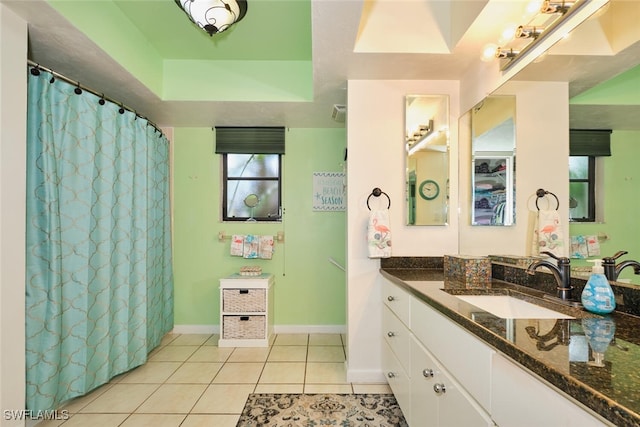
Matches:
[[407, 127, 448, 156]]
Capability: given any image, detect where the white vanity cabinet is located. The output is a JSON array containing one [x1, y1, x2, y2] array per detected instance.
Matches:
[[411, 336, 494, 427], [219, 273, 274, 347], [491, 353, 612, 427]]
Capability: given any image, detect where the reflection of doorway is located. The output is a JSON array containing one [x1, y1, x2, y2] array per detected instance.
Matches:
[[408, 171, 416, 225]]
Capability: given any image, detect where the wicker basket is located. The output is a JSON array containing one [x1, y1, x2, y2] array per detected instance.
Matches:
[[223, 289, 266, 312], [222, 315, 265, 339]]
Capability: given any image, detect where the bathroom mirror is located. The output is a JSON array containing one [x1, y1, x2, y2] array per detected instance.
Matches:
[[470, 96, 516, 226], [405, 95, 450, 226]]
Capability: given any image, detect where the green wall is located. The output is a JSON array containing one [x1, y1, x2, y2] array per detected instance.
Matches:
[[570, 130, 640, 284], [172, 127, 347, 326]]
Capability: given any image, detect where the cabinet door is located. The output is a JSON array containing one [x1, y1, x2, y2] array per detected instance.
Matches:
[[411, 337, 494, 427], [382, 341, 411, 423], [492, 354, 611, 427]]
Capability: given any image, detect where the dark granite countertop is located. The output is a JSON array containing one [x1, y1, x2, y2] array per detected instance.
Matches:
[[381, 267, 640, 427]]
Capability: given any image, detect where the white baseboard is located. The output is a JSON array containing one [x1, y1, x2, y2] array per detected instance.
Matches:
[[346, 368, 386, 383], [171, 324, 346, 335]]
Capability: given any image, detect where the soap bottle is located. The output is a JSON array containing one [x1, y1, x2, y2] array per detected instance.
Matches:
[[582, 317, 616, 367], [581, 259, 616, 314]]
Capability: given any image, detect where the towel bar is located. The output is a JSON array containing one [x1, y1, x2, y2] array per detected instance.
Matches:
[[367, 187, 391, 210], [535, 188, 559, 210]]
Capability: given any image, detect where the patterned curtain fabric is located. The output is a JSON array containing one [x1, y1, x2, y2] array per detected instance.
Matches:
[[25, 68, 174, 411]]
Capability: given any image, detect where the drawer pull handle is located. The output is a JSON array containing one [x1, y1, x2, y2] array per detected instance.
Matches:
[[387, 296, 395, 302], [240, 316, 250, 321], [387, 372, 395, 378], [387, 331, 395, 337], [433, 383, 446, 394], [239, 289, 249, 294], [422, 369, 434, 378]]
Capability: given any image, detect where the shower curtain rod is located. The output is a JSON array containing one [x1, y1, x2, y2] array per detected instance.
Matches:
[[27, 60, 163, 135]]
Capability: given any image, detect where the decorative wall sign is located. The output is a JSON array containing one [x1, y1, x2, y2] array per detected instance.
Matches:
[[313, 172, 346, 211]]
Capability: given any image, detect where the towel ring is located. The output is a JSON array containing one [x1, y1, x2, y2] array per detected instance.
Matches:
[[367, 187, 391, 210], [535, 189, 559, 211]]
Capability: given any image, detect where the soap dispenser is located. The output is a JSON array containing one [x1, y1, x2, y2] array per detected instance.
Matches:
[[582, 317, 616, 367], [581, 259, 616, 314]]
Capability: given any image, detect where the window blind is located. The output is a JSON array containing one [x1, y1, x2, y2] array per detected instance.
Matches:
[[569, 129, 612, 156], [214, 126, 285, 154]]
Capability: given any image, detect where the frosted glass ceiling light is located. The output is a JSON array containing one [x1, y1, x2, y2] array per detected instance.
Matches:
[[175, 0, 248, 36]]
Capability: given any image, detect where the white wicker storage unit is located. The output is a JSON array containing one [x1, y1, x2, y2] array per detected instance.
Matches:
[[219, 273, 274, 347]]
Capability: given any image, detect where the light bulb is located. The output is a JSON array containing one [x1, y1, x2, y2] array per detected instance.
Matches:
[[481, 43, 499, 62], [499, 24, 518, 45]]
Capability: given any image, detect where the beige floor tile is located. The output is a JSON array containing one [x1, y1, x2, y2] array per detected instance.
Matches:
[[61, 383, 113, 413], [187, 346, 233, 362], [119, 414, 186, 427], [304, 384, 353, 394], [55, 413, 128, 427], [166, 362, 223, 383], [160, 333, 180, 345], [168, 334, 212, 346], [353, 383, 393, 394], [203, 335, 220, 346], [309, 334, 343, 346], [32, 416, 67, 427], [148, 345, 198, 362], [254, 383, 304, 393], [80, 384, 159, 413], [305, 362, 347, 384], [267, 345, 307, 362], [212, 362, 264, 383], [228, 347, 270, 362], [307, 345, 345, 362], [119, 362, 182, 384], [191, 384, 254, 414], [274, 334, 308, 346], [136, 384, 207, 413], [181, 414, 240, 427], [259, 362, 306, 384]]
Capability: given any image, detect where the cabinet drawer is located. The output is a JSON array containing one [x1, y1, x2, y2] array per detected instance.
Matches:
[[382, 341, 411, 423], [223, 288, 266, 312], [411, 297, 493, 412], [382, 278, 411, 327], [222, 315, 265, 339], [382, 306, 411, 374]]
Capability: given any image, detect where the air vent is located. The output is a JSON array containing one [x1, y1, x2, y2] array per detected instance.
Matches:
[[332, 104, 346, 123]]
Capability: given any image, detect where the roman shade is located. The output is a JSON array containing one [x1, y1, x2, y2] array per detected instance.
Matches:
[[569, 129, 612, 156], [215, 126, 285, 154]]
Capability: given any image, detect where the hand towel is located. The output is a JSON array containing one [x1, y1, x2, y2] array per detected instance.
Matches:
[[368, 209, 392, 258], [586, 235, 601, 256], [259, 235, 274, 260], [571, 235, 588, 259], [243, 234, 259, 259], [536, 209, 564, 257], [230, 234, 244, 257]]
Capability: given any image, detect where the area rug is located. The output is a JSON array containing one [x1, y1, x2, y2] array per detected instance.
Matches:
[[236, 393, 408, 427]]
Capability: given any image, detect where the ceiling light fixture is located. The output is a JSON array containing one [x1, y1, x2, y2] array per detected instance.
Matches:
[[175, 0, 248, 36]]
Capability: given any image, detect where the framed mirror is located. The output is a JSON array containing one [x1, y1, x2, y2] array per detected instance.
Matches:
[[405, 95, 450, 226], [470, 95, 516, 226]]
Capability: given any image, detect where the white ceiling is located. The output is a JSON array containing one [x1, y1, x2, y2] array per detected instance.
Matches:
[[4, 0, 640, 130]]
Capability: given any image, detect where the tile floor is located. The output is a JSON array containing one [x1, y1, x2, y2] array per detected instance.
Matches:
[[35, 333, 391, 427]]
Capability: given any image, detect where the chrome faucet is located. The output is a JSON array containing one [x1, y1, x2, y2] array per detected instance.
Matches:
[[602, 251, 640, 282], [526, 251, 573, 301]]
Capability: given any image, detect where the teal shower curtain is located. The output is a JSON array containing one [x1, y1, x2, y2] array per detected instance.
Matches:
[[25, 68, 174, 411]]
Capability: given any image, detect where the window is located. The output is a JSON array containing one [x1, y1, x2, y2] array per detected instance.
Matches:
[[568, 129, 611, 223], [569, 156, 595, 222], [215, 126, 285, 222], [222, 153, 282, 221]]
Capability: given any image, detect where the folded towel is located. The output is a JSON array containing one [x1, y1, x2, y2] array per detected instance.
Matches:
[[368, 209, 392, 258], [243, 235, 259, 259], [535, 209, 564, 257], [571, 235, 588, 259], [231, 234, 244, 257], [586, 235, 600, 256], [259, 235, 274, 260]]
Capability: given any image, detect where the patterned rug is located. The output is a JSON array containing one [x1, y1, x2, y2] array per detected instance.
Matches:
[[236, 393, 408, 427]]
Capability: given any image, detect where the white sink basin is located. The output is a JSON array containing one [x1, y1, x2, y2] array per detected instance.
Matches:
[[456, 295, 574, 319]]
